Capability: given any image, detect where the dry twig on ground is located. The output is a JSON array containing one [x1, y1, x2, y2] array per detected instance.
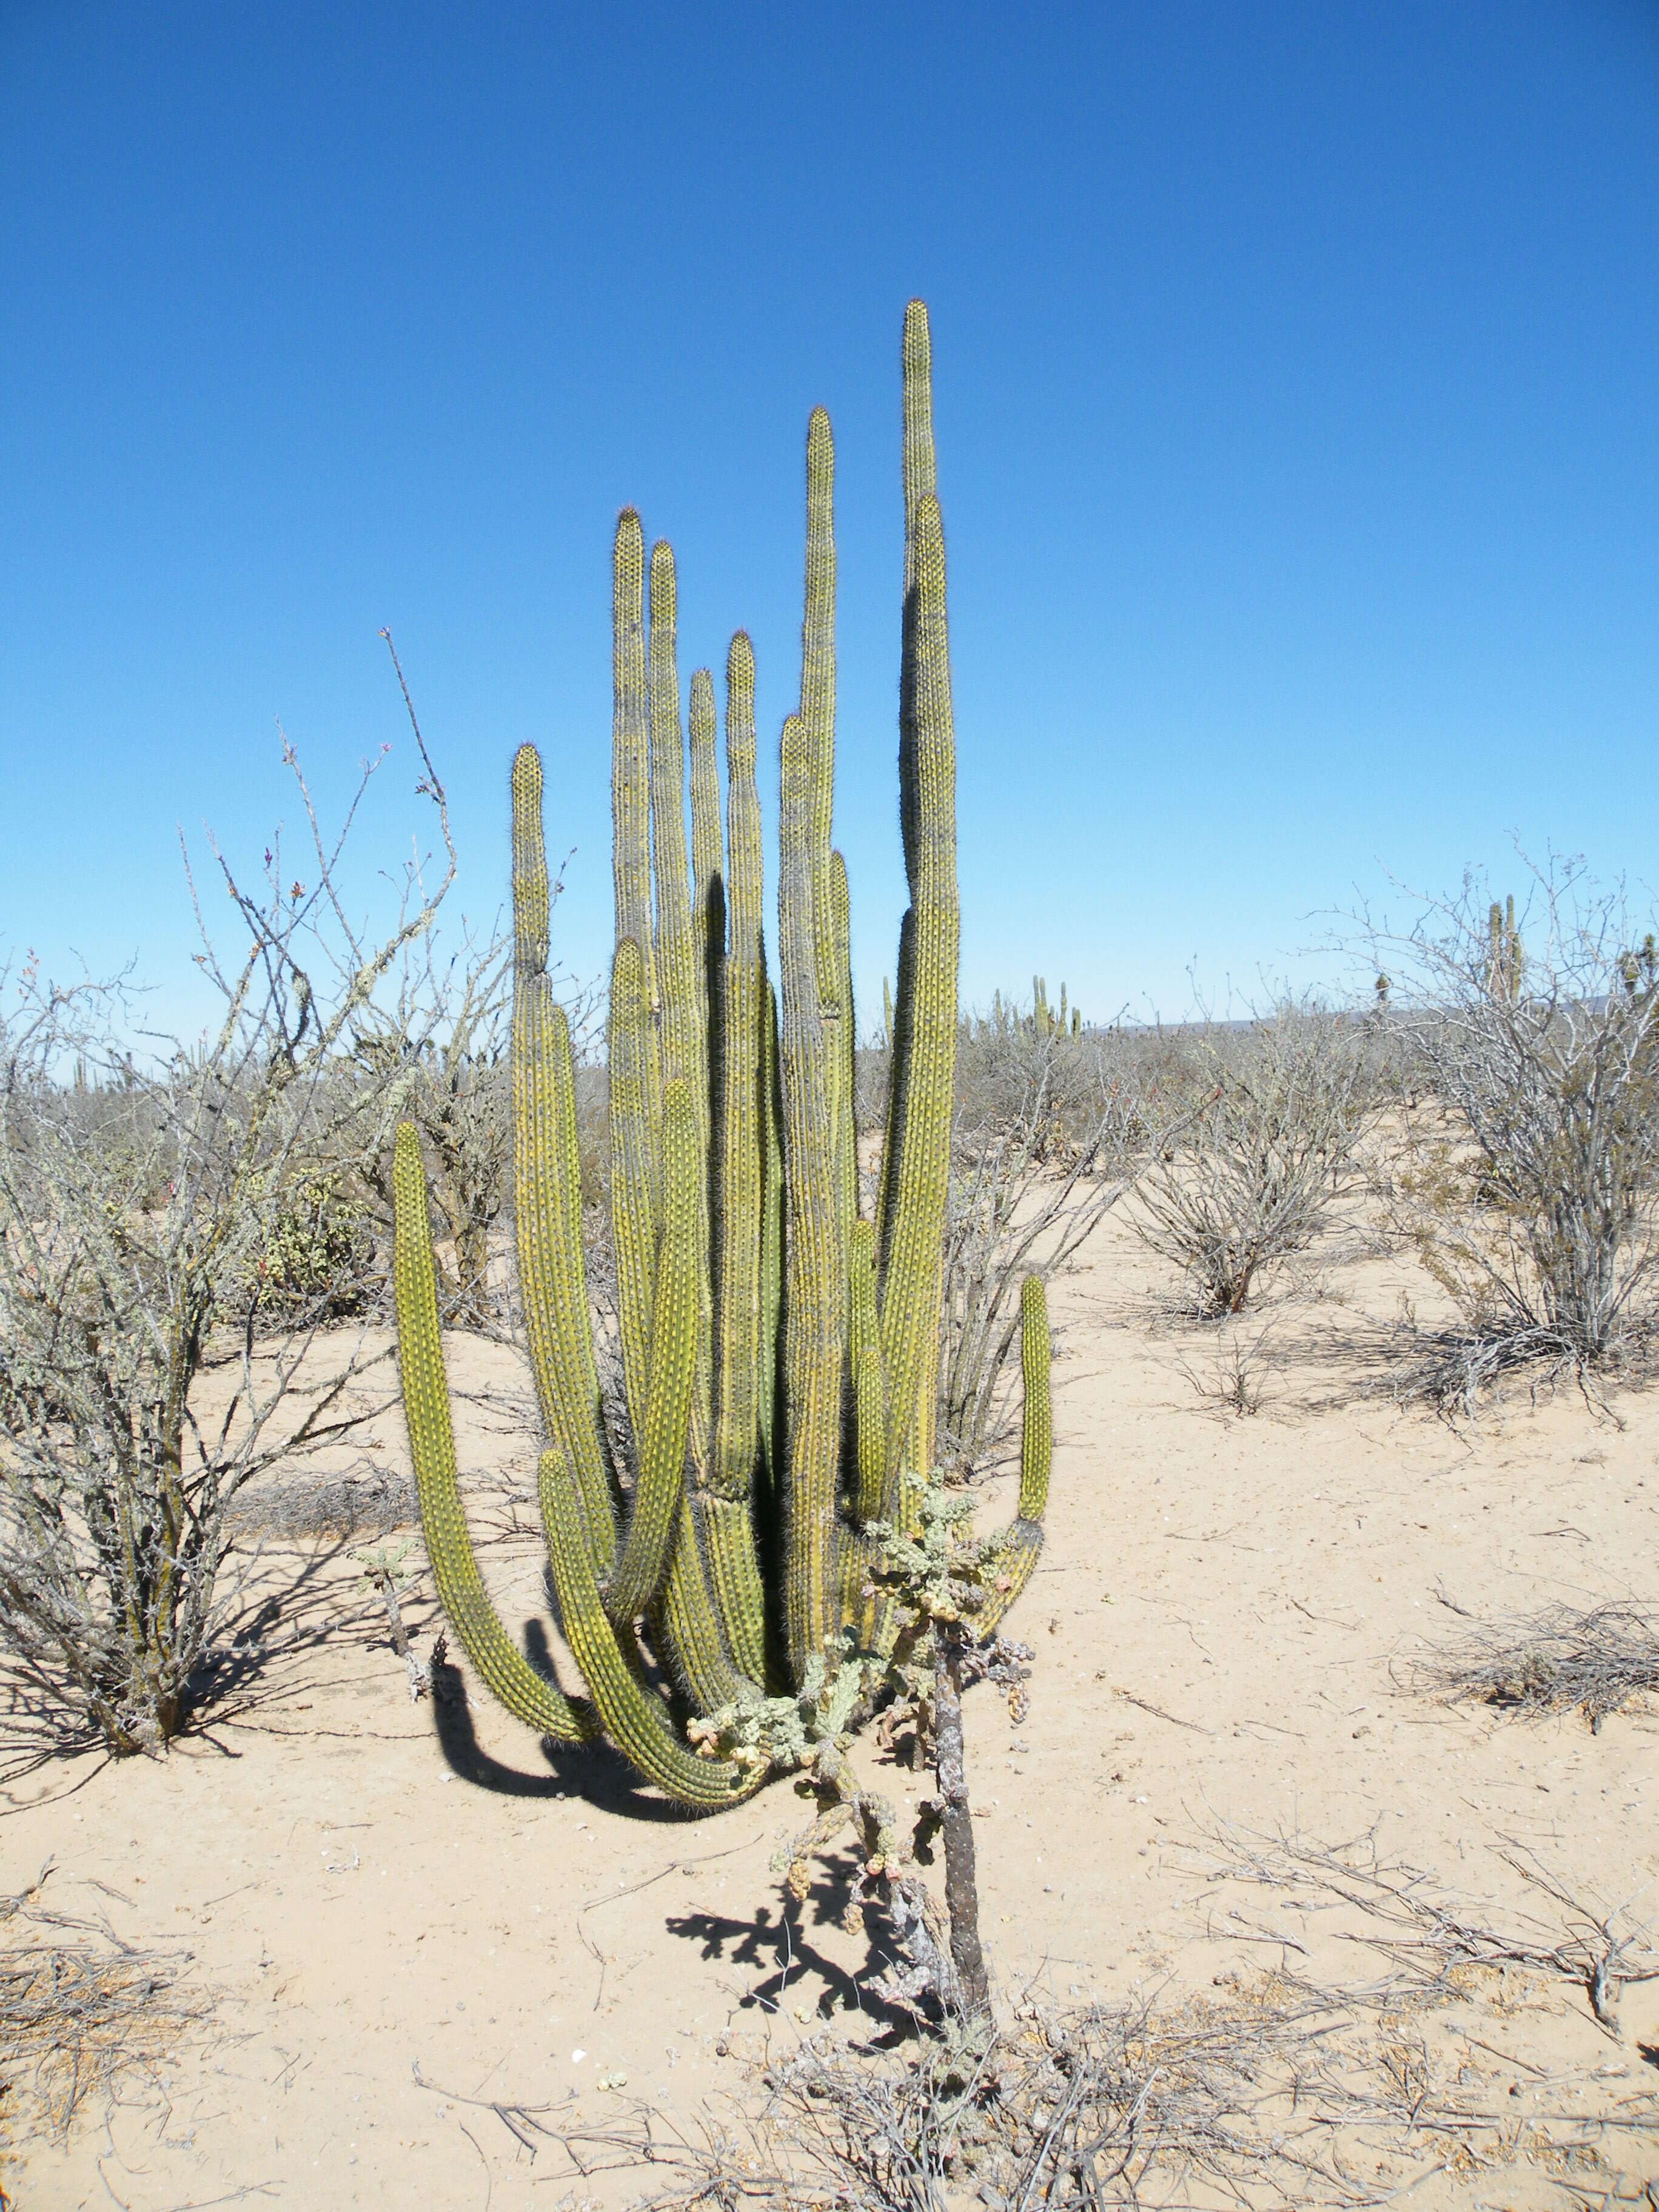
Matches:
[[1196, 1818, 1659, 2035], [1173, 1319, 1281, 1418], [1416, 1598, 1659, 1732], [0, 1864, 207, 2142]]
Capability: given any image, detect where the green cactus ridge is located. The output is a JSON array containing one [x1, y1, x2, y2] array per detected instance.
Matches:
[[390, 301, 1054, 1808]]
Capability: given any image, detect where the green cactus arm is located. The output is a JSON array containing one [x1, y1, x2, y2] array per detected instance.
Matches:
[[694, 632, 771, 1684], [876, 489, 959, 1495], [511, 742, 552, 976], [849, 1220, 886, 1524], [392, 1124, 594, 1741], [713, 632, 765, 1507], [513, 965, 617, 1574], [897, 300, 938, 896], [648, 541, 703, 1108], [757, 965, 785, 1506], [511, 748, 616, 1570], [698, 1495, 768, 1689], [874, 906, 914, 1279], [540, 1448, 762, 1808], [612, 511, 657, 1101], [605, 1082, 698, 1623], [777, 708, 846, 1678], [902, 300, 938, 595], [830, 848, 859, 1285], [657, 1499, 756, 1710], [802, 406, 840, 1017], [608, 936, 657, 1458], [841, 1216, 888, 1643], [648, 540, 714, 1477], [604, 518, 658, 1484], [688, 666, 723, 931], [975, 1275, 1051, 1639], [1016, 1273, 1051, 1523]]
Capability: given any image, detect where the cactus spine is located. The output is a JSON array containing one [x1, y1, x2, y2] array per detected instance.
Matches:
[[392, 304, 1053, 1808]]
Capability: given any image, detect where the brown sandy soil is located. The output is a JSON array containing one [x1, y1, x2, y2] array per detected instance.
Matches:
[[7, 1213, 1659, 2208]]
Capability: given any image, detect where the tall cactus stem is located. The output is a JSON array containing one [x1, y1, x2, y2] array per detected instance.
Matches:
[[512, 956, 616, 1573], [392, 1125, 594, 1740], [612, 511, 657, 1117], [877, 489, 959, 1496], [803, 406, 840, 1016], [605, 1083, 699, 1623], [778, 708, 845, 1677]]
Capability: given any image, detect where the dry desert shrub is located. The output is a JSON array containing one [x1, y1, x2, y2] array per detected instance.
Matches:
[[0, 670, 470, 1753], [1133, 1004, 1375, 1318], [1369, 864, 1659, 1403], [938, 1015, 1149, 1473]]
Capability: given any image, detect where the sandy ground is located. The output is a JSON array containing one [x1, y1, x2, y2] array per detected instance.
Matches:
[[7, 1214, 1659, 2208]]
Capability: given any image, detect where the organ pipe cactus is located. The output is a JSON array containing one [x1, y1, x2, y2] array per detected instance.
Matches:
[[392, 301, 1053, 1809]]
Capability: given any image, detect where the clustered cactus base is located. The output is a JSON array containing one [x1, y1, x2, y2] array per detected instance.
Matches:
[[392, 303, 1053, 1812]]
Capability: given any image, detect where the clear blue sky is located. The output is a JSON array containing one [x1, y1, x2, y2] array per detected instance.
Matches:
[[3, 1, 1655, 1038]]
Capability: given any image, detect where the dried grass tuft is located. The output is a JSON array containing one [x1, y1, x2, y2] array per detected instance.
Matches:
[[226, 1460, 415, 1541]]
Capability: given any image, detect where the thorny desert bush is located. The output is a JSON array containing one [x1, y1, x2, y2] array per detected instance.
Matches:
[[938, 1011, 1148, 1473], [1373, 862, 1659, 1396], [1133, 1004, 1374, 1317], [0, 693, 463, 1754]]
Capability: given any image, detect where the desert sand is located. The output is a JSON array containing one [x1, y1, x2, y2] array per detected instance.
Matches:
[[7, 1211, 1659, 2208]]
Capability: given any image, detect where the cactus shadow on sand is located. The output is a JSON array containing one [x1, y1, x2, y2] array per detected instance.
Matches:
[[665, 1845, 920, 2042], [427, 1641, 692, 1819]]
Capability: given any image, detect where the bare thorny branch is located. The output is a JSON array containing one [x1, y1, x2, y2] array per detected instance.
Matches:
[[0, 640, 476, 1752]]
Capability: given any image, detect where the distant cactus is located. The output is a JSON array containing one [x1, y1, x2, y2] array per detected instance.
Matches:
[[391, 304, 1053, 1809], [1620, 934, 1657, 999], [1486, 894, 1524, 1002]]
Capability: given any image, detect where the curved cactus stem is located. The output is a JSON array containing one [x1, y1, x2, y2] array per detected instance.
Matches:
[[512, 744, 616, 1568], [514, 966, 616, 1574], [976, 1275, 1051, 1638], [605, 1084, 698, 1624], [392, 1124, 594, 1741], [658, 1503, 755, 1711], [541, 1449, 762, 1809]]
